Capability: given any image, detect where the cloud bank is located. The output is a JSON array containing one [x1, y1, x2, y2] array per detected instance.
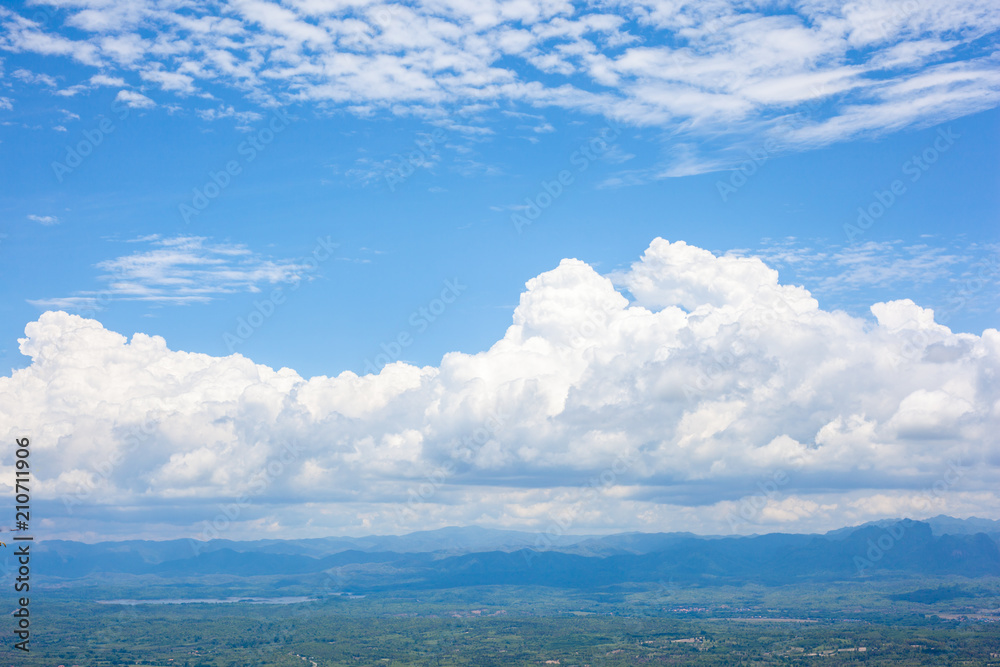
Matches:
[[1, 238, 997, 540]]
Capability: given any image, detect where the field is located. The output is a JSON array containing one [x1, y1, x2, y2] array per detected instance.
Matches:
[[9, 577, 999, 666]]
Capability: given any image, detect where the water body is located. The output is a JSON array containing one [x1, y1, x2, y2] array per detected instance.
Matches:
[[97, 596, 317, 605]]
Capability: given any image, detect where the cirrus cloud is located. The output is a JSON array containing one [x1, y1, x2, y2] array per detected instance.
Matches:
[[27, 235, 315, 309], [0, 1, 998, 175]]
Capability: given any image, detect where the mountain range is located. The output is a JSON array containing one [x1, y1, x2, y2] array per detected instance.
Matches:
[[28, 516, 1000, 591]]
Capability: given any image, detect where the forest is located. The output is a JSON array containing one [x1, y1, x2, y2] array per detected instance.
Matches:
[[8, 575, 998, 666]]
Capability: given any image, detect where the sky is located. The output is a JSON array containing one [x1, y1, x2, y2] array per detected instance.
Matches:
[[0, 0, 998, 542]]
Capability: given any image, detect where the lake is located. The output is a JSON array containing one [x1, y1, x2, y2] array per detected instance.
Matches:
[[97, 596, 316, 605]]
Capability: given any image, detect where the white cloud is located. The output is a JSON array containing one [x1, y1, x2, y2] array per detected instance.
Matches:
[[27, 214, 58, 225], [11, 67, 56, 86], [90, 73, 127, 87], [194, 104, 264, 124], [0, 8, 102, 66], [29, 235, 313, 308], [2, 238, 997, 539], [113, 89, 155, 109], [55, 72, 131, 97], [0, 0, 997, 170], [731, 239, 1000, 322], [139, 65, 196, 94]]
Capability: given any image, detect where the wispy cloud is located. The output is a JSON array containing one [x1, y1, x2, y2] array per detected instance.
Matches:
[[29, 236, 312, 308], [27, 214, 59, 225], [11, 67, 56, 86], [732, 238, 1000, 320], [194, 105, 264, 127], [740, 239, 961, 289]]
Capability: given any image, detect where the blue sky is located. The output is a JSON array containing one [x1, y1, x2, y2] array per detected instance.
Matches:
[[0, 0, 998, 541]]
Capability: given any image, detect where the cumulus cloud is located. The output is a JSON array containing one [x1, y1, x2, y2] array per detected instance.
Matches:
[[89, 73, 126, 87], [113, 89, 154, 109], [1, 1, 998, 173], [1, 238, 996, 540]]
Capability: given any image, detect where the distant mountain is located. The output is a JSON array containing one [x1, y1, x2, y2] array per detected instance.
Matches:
[[408, 521, 999, 590], [30, 517, 1000, 589], [923, 515, 1000, 538], [561, 531, 720, 557], [824, 515, 1000, 540], [302, 525, 597, 555]]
